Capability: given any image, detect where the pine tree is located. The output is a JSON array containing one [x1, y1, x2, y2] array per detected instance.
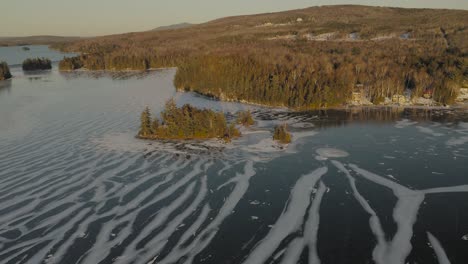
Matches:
[[273, 124, 292, 144], [0, 62, 12, 80]]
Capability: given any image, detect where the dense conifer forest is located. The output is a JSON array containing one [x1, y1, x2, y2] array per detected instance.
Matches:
[[138, 100, 240, 141], [54, 5, 468, 108], [22, 58, 52, 71], [0, 62, 12, 81]]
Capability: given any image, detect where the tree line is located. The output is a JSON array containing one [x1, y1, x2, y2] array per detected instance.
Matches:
[[174, 41, 465, 107], [57, 38, 466, 107]]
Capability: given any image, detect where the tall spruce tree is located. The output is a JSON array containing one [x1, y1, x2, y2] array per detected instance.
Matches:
[[139, 107, 152, 137]]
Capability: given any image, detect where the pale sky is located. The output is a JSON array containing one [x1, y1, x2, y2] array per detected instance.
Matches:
[[2, 0, 467, 37]]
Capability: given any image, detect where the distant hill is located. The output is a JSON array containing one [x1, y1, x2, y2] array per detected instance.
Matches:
[[53, 5, 468, 108], [151, 23, 194, 31], [0, 36, 82, 47]]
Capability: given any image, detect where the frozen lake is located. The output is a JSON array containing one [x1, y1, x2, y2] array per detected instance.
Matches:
[[0, 46, 467, 264]]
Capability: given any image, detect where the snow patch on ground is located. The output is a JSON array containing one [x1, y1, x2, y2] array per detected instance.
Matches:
[[456, 88, 468, 102], [371, 34, 396, 41], [267, 35, 297, 41], [412, 97, 435, 106], [305, 32, 336, 41]]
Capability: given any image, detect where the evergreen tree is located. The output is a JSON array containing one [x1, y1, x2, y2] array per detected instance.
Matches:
[[139, 107, 152, 137], [273, 124, 292, 144], [0, 62, 12, 80], [236, 110, 255, 126]]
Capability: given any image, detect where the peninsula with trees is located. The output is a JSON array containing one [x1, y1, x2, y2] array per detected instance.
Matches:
[[54, 5, 467, 109]]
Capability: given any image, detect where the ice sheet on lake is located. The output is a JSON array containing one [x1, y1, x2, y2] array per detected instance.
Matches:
[[348, 163, 425, 264], [427, 232, 451, 264], [239, 129, 317, 161], [289, 122, 315, 128], [92, 132, 227, 156], [241, 138, 285, 153], [395, 119, 418, 128], [446, 136, 468, 147], [157, 161, 256, 264], [330, 161, 468, 264], [316, 148, 349, 159], [416, 126, 444, 137], [243, 167, 327, 264]]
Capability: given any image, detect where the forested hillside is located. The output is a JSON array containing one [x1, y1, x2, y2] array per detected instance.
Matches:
[[54, 5, 468, 108]]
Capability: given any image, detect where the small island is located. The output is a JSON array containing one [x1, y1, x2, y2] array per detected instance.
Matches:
[[273, 124, 292, 144], [22, 47, 30, 51], [236, 110, 255, 126], [0, 62, 12, 80], [138, 99, 240, 141], [22, 58, 52, 71]]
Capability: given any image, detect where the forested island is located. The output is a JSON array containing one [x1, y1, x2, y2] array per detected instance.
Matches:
[[273, 124, 292, 144], [0, 62, 12, 80], [138, 100, 240, 141], [22, 58, 52, 71], [236, 110, 255, 126], [54, 5, 468, 108]]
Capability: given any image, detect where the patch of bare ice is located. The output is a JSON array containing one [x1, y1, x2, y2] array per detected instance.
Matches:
[[290, 122, 314, 129], [242, 138, 285, 153], [459, 122, 468, 131], [316, 148, 349, 158], [395, 119, 418, 128], [92, 133, 227, 155], [315, 155, 328, 161], [416, 126, 444, 137], [427, 232, 451, 264], [92, 133, 148, 153], [250, 200, 261, 205], [446, 136, 468, 147]]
